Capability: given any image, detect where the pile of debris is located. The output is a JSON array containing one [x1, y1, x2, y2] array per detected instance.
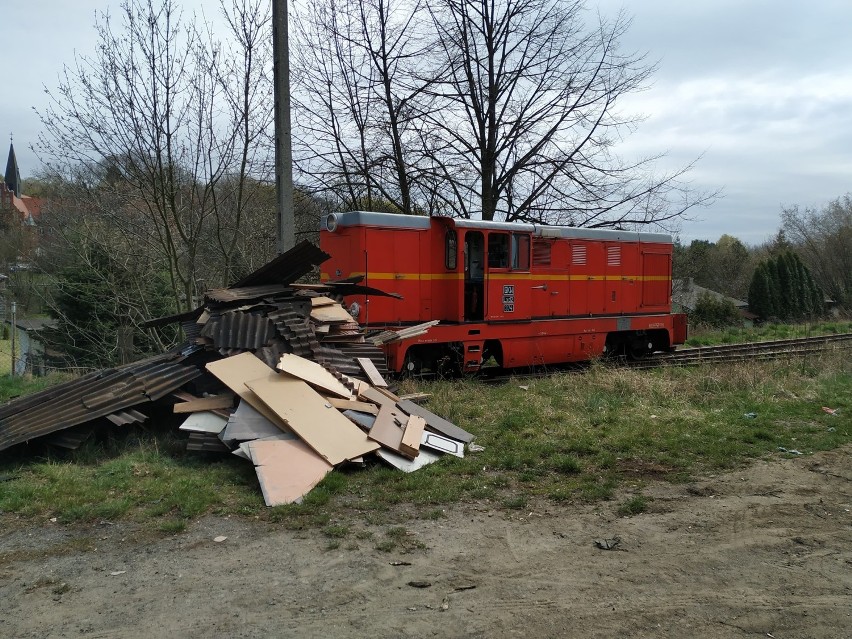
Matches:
[[0, 241, 473, 505]]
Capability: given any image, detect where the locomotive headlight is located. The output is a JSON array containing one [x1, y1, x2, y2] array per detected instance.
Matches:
[[325, 213, 339, 232]]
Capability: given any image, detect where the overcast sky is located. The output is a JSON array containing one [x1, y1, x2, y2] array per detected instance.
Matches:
[[2, 1, 851, 244]]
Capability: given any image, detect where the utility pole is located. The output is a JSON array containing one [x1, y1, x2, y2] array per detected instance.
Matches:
[[273, 0, 296, 253], [10, 301, 16, 376]]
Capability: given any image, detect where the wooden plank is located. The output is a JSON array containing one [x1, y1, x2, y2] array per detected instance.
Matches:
[[368, 404, 415, 459], [277, 353, 352, 399], [205, 353, 287, 427], [173, 394, 234, 413], [310, 304, 356, 323], [358, 386, 397, 410], [397, 392, 431, 403], [309, 295, 337, 307], [356, 357, 388, 388], [247, 439, 333, 506], [397, 399, 474, 443], [245, 371, 379, 465], [376, 448, 441, 473], [325, 397, 379, 415], [178, 411, 228, 435], [421, 431, 465, 458], [400, 415, 426, 457]]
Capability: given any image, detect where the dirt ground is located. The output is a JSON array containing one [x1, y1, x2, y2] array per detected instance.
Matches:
[[1, 446, 850, 639]]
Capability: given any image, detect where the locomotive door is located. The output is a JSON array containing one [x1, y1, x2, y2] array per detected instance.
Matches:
[[464, 231, 485, 321], [483, 231, 532, 321]]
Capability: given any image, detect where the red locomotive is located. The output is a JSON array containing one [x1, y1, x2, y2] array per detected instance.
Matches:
[[320, 211, 687, 374]]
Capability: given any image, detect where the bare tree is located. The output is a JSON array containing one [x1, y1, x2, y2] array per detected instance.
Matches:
[[36, 0, 275, 314], [293, 0, 715, 228], [292, 0, 434, 214]]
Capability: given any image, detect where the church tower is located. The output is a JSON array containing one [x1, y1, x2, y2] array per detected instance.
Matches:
[[5, 142, 22, 198]]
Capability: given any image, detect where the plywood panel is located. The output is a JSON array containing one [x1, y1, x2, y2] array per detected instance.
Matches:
[[245, 371, 379, 465], [368, 404, 414, 459], [310, 304, 356, 323], [400, 415, 426, 457], [356, 357, 388, 387], [173, 394, 235, 413], [325, 398, 379, 415], [205, 353, 285, 427], [277, 354, 352, 399], [247, 439, 333, 506]]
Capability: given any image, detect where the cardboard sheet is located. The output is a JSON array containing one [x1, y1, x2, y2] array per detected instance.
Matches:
[[247, 439, 333, 506], [277, 353, 352, 399], [245, 371, 379, 465]]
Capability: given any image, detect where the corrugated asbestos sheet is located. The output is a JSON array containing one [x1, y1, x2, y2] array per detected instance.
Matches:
[[200, 312, 276, 350], [231, 240, 329, 288], [0, 352, 200, 452]]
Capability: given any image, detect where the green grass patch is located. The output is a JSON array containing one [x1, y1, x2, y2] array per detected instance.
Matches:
[[1, 348, 850, 533]]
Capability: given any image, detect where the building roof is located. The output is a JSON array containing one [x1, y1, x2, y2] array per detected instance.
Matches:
[[672, 278, 748, 310]]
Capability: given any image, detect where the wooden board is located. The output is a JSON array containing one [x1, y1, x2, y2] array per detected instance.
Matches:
[[325, 397, 379, 415], [247, 439, 333, 506], [245, 371, 379, 465], [178, 411, 228, 435], [205, 353, 285, 427], [277, 353, 352, 399], [173, 394, 234, 413], [368, 404, 415, 459], [421, 431, 465, 458], [309, 296, 337, 307], [397, 399, 474, 443], [310, 304, 356, 323], [400, 415, 426, 457], [356, 357, 388, 387]]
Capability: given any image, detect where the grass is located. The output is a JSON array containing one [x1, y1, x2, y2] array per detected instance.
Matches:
[[1, 347, 850, 534], [685, 319, 852, 347]]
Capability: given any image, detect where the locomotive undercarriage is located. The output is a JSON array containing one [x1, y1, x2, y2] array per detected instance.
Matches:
[[399, 327, 672, 377]]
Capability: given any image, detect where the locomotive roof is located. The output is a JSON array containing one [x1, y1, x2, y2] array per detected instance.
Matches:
[[326, 211, 671, 243]]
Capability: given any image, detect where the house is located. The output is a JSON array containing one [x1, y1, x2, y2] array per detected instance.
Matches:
[[672, 278, 758, 322]]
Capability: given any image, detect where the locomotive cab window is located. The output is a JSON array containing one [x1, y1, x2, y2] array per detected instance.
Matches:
[[445, 229, 458, 269], [511, 233, 530, 271], [488, 233, 509, 268]]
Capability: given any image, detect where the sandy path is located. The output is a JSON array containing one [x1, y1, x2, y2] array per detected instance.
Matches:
[[2, 446, 850, 638]]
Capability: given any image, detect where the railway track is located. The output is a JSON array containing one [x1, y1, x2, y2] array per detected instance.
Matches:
[[630, 332, 852, 369], [476, 332, 852, 382]]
